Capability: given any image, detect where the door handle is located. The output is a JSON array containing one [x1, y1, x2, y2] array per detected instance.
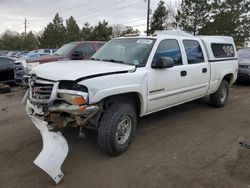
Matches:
[[202, 68, 207, 73], [180, 71, 187, 77]]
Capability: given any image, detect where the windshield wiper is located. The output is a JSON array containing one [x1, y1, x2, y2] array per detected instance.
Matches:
[[90, 57, 100, 61], [102, 59, 125, 64]]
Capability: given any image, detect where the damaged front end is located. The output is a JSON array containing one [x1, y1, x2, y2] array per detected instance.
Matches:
[[25, 76, 100, 184]]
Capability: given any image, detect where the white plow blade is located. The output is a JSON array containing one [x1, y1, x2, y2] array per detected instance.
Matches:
[[31, 117, 69, 184]]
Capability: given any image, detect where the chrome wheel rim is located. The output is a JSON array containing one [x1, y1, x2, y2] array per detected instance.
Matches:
[[220, 88, 227, 103], [116, 115, 132, 145]]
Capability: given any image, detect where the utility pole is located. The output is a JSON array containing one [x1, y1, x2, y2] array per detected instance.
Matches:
[[24, 18, 27, 37], [146, 0, 150, 36]]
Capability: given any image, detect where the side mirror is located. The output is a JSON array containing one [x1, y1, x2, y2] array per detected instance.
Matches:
[[151, 57, 175, 69], [72, 50, 84, 60]]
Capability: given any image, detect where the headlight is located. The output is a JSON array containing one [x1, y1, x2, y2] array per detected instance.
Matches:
[[58, 92, 88, 105], [26, 62, 40, 73]]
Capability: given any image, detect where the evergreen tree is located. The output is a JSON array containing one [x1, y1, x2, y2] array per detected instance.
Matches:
[[39, 23, 55, 48], [150, 0, 168, 34], [39, 13, 66, 48], [81, 22, 94, 40], [66, 16, 81, 42], [200, 0, 250, 45], [52, 13, 66, 47], [22, 31, 38, 50], [176, 0, 210, 35], [92, 20, 112, 41]]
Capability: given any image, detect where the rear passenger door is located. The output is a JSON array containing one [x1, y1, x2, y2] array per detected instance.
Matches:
[[182, 39, 210, 97]]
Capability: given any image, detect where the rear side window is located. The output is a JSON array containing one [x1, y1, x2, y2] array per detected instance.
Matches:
[[183, 40, 205, 64], [153, 39, 182, 66], [211, 43, 235, 58]]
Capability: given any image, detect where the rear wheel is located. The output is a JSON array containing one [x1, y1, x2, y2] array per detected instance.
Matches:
[[210, 80, 229, 107], [98, 103, 137, 156]]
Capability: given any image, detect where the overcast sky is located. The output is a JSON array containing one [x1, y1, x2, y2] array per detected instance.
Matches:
[[0, 0, 179, 34]]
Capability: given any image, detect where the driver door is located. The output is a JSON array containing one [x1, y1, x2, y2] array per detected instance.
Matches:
[[147, 39, 190, 113]]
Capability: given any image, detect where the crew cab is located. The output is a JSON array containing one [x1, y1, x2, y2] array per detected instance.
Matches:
[[24, 30, 238, 183], [15, 41, 105, 86]]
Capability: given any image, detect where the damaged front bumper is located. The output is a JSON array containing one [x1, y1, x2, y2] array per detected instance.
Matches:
[[26, 98, 100, 184], [31, 117, 68, 184], [26, 100, 68, 184]]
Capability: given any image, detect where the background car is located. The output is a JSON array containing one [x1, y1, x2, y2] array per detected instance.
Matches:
[[0, 56, 16, 84], [0, 50, 8, 56], [237, 48, 250, 82], [14, 41, 105, 86]]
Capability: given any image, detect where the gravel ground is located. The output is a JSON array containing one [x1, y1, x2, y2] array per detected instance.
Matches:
[[0, 83, 250, 188]]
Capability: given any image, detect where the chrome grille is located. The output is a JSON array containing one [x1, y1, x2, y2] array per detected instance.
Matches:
[[30, 77, 57, 103], [32, 83, 53, 100]]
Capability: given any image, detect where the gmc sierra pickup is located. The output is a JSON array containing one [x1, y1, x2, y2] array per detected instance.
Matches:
[[24, 30, 238, 183]]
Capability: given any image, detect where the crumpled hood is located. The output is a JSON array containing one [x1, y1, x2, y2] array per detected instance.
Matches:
[[32, 60, 136, 81]]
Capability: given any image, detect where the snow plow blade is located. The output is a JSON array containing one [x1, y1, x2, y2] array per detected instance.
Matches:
[[31, 116, 68, 184]]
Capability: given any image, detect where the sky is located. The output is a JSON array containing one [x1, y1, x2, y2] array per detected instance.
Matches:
[[0, 0, 179, 35]]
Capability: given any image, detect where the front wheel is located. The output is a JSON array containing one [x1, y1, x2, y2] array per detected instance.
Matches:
[[98, 103, 137, 156], [210, 80, 229, 107]]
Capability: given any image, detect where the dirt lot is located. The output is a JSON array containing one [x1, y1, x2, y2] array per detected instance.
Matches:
[[0, 84, 250, 188]]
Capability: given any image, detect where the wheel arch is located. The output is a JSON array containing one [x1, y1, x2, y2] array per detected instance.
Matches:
[[222, 73, 235, 86], [104, 92, 144, 117]]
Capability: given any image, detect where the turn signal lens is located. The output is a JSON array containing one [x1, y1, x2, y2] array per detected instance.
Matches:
[[72, 96, 86, 105], [59, 93, 87, 105]]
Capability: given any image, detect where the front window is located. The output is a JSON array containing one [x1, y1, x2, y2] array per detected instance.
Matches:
[[54, 42, 77, 56], [91, 38, 156, 67], [153, 39, 182, 66]]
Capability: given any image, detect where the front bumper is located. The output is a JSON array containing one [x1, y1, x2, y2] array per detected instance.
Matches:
[[26, 96, 99, 183], [238, 68, 250, 81], [26, 100, 68, 184]]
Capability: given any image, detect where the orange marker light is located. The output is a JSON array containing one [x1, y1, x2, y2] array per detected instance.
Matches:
[[73, 96, 86, 105]]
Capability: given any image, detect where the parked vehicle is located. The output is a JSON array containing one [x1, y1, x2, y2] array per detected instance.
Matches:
[[24, 30, 238, 183], [237, 47, 250, 82], [15, 41, 105, 86], [14, 51, 53, 85], [0, 56, 16, 84], [0, 50, 8, 56]]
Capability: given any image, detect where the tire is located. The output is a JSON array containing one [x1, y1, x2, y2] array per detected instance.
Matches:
[[0, 85, 11, 94], [98, 103, 137, 156], [210, 80, 229, 107]]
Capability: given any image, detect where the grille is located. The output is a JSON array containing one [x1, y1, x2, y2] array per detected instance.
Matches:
[[31, 79, 54, 101], [14, 62, 24, 71]]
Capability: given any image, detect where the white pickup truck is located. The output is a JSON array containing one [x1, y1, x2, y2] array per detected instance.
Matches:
[[24, 30, 238, 183]]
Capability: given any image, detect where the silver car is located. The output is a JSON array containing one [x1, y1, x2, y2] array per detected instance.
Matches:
[[238, 48, 250, 81]]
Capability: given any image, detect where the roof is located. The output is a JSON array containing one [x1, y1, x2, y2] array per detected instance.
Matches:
[[0, 56, 16, 60]]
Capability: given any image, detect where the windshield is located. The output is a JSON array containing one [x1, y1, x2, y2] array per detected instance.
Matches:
[[54, 42, 77, 56], [238, 48, 250, 60], [92, 38, 155, 67]]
